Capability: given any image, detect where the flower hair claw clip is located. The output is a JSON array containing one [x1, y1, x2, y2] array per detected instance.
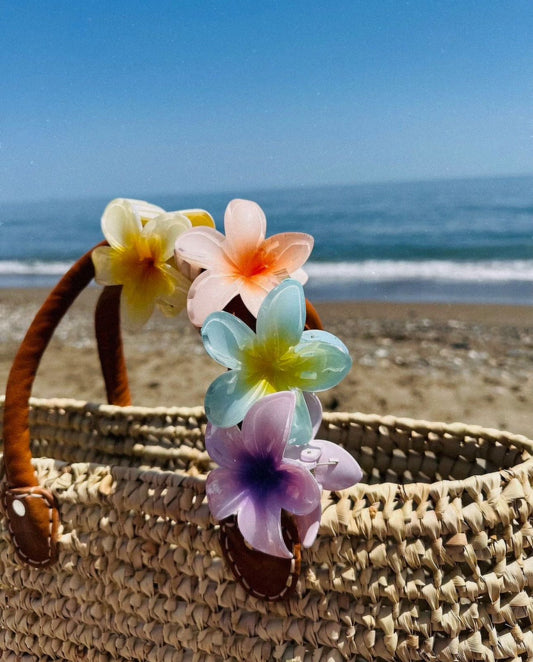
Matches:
[[205, 389, 362, 599], [201, 278, 353, 446], [206, 391, 321, 559], [175, 198, 314, 327], [92, 197, 214, 328], [206, 390, 362, 551]]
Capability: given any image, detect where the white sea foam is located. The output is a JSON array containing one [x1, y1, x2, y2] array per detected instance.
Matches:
[[0, 259, 532, 287], [0, 261, 71, 275], [305, 260, 533, 283]]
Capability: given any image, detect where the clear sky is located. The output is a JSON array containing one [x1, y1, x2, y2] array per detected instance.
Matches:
[[1, 1, 532, 202]]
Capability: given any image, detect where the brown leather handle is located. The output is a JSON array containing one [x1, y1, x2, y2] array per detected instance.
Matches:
[[95, 284, 131, 407], [2, 244, 130, 566]]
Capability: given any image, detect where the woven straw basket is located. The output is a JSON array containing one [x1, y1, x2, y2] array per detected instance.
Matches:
[[1, 399, 533, 661], [1, 247, 533, 661]]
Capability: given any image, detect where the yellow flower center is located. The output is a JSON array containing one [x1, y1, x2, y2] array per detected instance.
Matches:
[[242, 339, 304, 392], [113, 233, 173, 296]]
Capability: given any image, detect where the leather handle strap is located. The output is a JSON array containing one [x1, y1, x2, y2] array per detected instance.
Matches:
[[2, 243, 129, 566], [95, 284, 131, 407]]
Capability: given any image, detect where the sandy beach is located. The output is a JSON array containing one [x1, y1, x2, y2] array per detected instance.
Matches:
[[0, 287, 532, 438]]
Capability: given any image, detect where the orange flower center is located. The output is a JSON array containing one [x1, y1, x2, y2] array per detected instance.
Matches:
[[238, 247, 273, 278]]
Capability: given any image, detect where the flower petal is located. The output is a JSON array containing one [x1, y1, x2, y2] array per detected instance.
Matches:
[[143, 215, 191, 261], [175, 256, 202, 283], [290, 267, 309, 285], [238, 278, 276, 318], [237, 495, 292, 558], [175, 226, 229, 270], [290, 337, 353, 392], [201, 312, 255, 369], [180, 208, 216, 228], [241, 391, 296, 461], [187, 270, 240, 327], [289, 389, 314, 446], [204, 370, 270, 427], [205, 423, 244, 467], [295, 504, 322, 548], [127, 199, 166, 224], [223, 199, 267, 263], [156, 269, 189, 317], [304, 392, 323, 438], [311, 440, 363, 490], [164, 263, 192, 295], [120, 284, 157, 329], [262, 232, 314, 276], [301, 329, 351, 354], [206, 467, 248, 521], [101, 199, 142, 249], [278, 458, 321, 515], [91, 246, 117, 286], [256, 279, 306, 352], [120, 263, 177, 328]]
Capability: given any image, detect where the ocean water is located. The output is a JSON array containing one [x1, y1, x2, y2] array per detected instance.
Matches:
[[1, 175, 532, 304]]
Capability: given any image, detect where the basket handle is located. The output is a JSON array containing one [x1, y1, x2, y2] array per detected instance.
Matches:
[[2, 244, 130, 566], [95, 283, 131, 407]]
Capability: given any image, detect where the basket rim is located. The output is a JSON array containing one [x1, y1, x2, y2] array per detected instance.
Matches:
[[2, 396, 532, 496], [3, 395, 530, 451]]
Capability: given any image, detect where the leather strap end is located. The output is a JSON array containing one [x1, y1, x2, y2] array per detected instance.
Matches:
[[3, 487, 59, 567], [220, 513, 301, 601]]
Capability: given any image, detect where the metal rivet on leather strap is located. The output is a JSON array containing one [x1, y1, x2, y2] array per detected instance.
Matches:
[[11, 500, 26, 517]]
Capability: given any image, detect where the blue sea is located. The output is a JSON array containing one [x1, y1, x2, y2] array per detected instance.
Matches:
[[1, 175, 532, 305]]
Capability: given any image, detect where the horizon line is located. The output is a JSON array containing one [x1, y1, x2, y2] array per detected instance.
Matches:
[[1, 171, 532, 207]]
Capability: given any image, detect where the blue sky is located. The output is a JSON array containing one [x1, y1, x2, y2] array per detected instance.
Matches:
[[1, 1, 532, 202]]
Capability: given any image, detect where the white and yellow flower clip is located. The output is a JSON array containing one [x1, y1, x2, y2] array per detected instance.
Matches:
[[92, 198, 214, 328]]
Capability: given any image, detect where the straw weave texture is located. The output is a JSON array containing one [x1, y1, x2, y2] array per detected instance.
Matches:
[[1, 397, 533, 662]]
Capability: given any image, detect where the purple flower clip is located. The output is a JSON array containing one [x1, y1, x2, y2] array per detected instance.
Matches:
[[205, 391, 362, 558]]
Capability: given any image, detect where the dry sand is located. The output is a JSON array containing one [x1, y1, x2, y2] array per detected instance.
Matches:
[[1, 287, 532, 438]]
